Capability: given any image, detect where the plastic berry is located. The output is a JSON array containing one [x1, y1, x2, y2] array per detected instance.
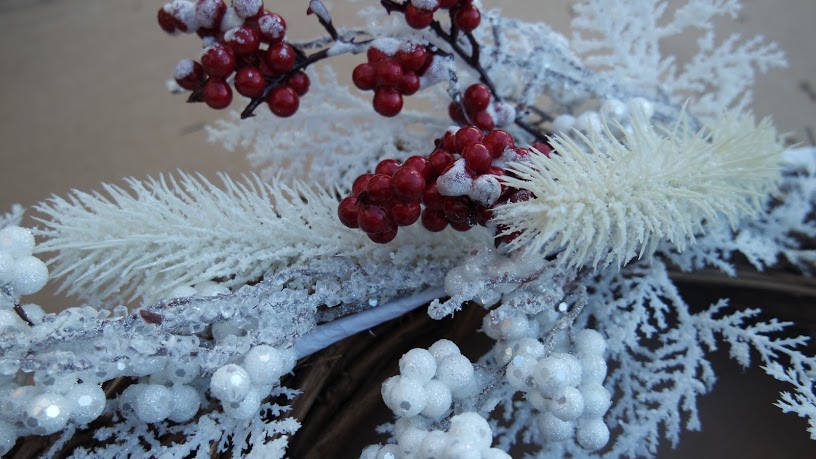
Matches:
[[234, 67, 266, 98], [405, 4, 434, 29], [286, 71, 310, 96], [265, 43, 296, 74], [392, 167, 426, 201], [203, 79, 233, 109], [195, 0, 227, 31], [454, 3, 481, 32], [174, 59, 205, 90], [428, 149, 455, 175], [438, 0, 459, 8], [454, 126, 483, 153], [390, 201, 422, 226], [483, 129, 514, 157], [448, 102, 467, 125], [464, 84, 490, 112], [443, 196, 471, 223], [421, 208, 448, 232], [462, 143, 492, 173], [266, 86, 299, 117], [375, 159, 401, 176], [257, 12, 287, 44], [375, 59, 403, 88], [399, 72, 421, 96], [403, 155, 431, 179], [368, 227, 398, 243], [224, 25, 260, 57], [472, 110, 495, 130], [233, 0, 264, 19], [352, 173, 374, 196], [358, 205, 391, 234], [158, 8, 185, 34], [396, 46, 428, 72], [366, 174, 393, 204], [373, 88, 404, 117], [338, 197, 360, 228], [352, 63, 376, 90], [367, 47, 389, 63], [202, 44, 236, 78]]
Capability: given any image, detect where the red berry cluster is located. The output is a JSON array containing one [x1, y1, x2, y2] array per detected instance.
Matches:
[[403, 0, 481, 32], [449, 83, 495, 130], [352, 42, 434, 117], [338, 126, 546, 244], [159, 0, 309, 116]]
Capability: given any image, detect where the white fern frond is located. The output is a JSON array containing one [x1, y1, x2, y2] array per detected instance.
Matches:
[[491, 111, 784, 270], [35, 173, 487, 305]]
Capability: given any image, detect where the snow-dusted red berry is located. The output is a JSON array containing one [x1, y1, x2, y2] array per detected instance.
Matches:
[[203, 78, 233, 109], [392, 167, 426, 202], [454, 4, 481, 32], [399, 72, 421, 95], [421, 208, 448, 232], [462, 143, 492, 173], [396, 46, 428, 72], [202, 44, 236, 78], [352, 173, 374, 197], [234, 67, 266, 98], [158, 8, 184, 34], [405, 4, 434, 29], [358, 205, 391, 234], [428, 149, 455, 176], [375, 159, 401, 176], [225, 25, 260, 56], [265, 43, 296, 74], [196, 0, 227, 30], [338, 196, 361, 228], [174, 59, 205, 90], [454, 126, 483, 153], [367, 47, 388, 63], [368, 227, 398, 243], [286, 71, 310, 96], [352, 63, 376, 91], [266, 86, 299, 117], [464, 84, 490, 112], [483, 129, 514, 157], [390, 201, 421, 226], [366, 174, 393, 204], [376, 59, 403, 88], [373, 88, 403, 117], [403, 155, 431, 179], [233, 0, 263, 19], [257, 12, 287, 44]]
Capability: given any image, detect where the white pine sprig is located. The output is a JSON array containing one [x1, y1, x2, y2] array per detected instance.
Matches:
[[34, 173, 486, 306], [490, 111, 784, 270]]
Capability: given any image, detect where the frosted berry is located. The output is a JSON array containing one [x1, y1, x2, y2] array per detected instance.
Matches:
[[202, 44, 236, 78], [392, 167, 426, 201], [195, 0, 227, 30], [234, 67, 266, 98], [375, 159, 401, 176], [405, 4, 434, 29], [158, 8, 185, 34], [265, 43, 296, 74], [464, 84, 490, 112], [421, 208, 448, 232], [454, 4, 481, 32], [257, 12, 287, 44], [366, 174, 393, 204], [375, 59, 403, 87], [358, 205, 391, 234], [174, 59, 205, 90], [352, 63, 376, 90], [390, 201, 422, 226], [483, 129, 514, 157], [367, 47, 388, 63], [396, 46, 428, 72], [225, 25, 260, 56], [286, 71, 310, 96], [454, 126, 483, 153], [233, 0, 263, 19], [462, 143, 492, 173], [203, 78, 233, 109], [338, 197, 361, 228], [373, 88, 403, 117], [266, 86, 299, 117]]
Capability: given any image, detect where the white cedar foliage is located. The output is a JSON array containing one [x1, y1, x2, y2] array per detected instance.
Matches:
[[34, 172, 486, 305], [491, 111, 784, 270]]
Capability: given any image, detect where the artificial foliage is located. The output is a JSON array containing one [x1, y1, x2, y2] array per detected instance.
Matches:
[[0, 0, 815, 458]]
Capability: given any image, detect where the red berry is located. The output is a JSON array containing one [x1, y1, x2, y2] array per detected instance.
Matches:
[[352, 63, 376, 91], [358, 205, 391, 234], [405, 4, 434, 29], [398, 72, 421, 95], [450, 221, 472, 232], [237, 52, 262, 69], [443, 196, 471, 223], [462, 143, 492, 173], [203, 78, 233, 109], [174, 60, 205, 90], [396, 46, 428, 72], [448, 102, 467, 125], [421, 208, 448, 232], [373, 88, 403, 117], [532, 142, 554, 157], [454, 4, 481, 32], [266, 86, 299, 117], [202, 45, 236, 78], [464, 84, 491, 112], [472, 110, 495, 130], [352, 173, 374, 197], [454, 126, 484, 153], [483, 129, 515, 157], [257, 12, 287, 44], [428, 149, 456, 176], [422, 183, 445, 210], [439, 0, 459, 8], [158, 8, 183, 34], [403, 155, 431, 179], [441, 131, 457, 152], [368, 226, 398, 243], [375, 159, 401, 176], [195, 0, 227, 30], [225, 25, 260, 57], [367, 47, 389, 63], [390, 201, 421, 226], [265, 43, 296, 75], [475, 205, 492, 226], [376, 59, 403, 88], [366, 174, 393, 204], [392, 167, 426, 202], [234, 67, 266, 98], [286, 71, 310, 96], [338, 196, 361, 228]]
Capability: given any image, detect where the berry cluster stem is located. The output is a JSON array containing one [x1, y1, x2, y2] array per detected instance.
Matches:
[[2, 285, 34, 326]]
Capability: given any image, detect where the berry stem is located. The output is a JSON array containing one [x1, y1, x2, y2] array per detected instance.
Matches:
[[2, 285, 34, 326]]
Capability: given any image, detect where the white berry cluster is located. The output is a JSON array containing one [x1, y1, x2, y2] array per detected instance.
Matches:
[[551, 97, 655, 136], [484, 307, 611, 451], [0, 226, 48, 300]]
